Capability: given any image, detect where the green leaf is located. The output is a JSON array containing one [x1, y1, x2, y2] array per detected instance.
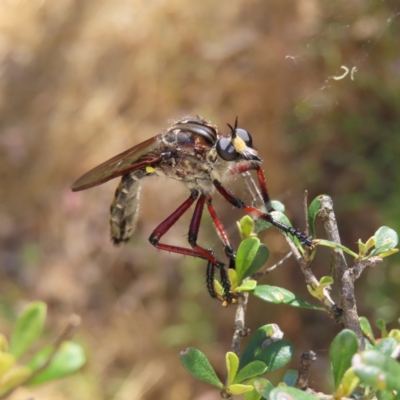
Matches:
[[10, 302, 47, 359], [244, 388, 262, 400], [358, 239, 368, 257], [236, 280, 258, 293], [253, 377, 274, 398], [0, 335, 9, 353], [0, 366, 32, 396], [0, 353, 16, 378], [271, 200, 285, 213], [378, 249, 399, 258], [359, 316, 376, 344], [282, 369, 298, 387], [352, 350, 400, 391], [255, 211, 303, 252], [234, 361, 268, 384], [236, 238, 269, 282], [314, 239, 358, 258], [269, 386, 320, 399], [388, 329, 400, 343], [237, 216, 255, 240], [374, 338, 397, 356], [308, 195, 324, 239], [330, 329, 359, 389], [373, 227, 398, 255], [376, 319, 388, 338], [376, 389, 395, 400], [27, 341, 86, 385], [180, 348, 223, 388], [226, 352, 239, 386], [240, 338, 294, 373], [253, 285, 324, 310], [227, 383, 254, 395], [333, 367, 359, 399]]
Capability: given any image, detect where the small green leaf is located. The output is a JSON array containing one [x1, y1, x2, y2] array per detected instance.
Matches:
[[388, 329, 400, 343], [27, 341, 86, 385], [239, 325, 286, 369], [314, 239, 358, 258], [0, 335, 8, 353], [359, 316, 376, 344], [365, 236, 376, 251], [213, 279, 224, 297], [379, 249, 399, 258], [333, 367, 359, 399], [240, 338, 294, 373], [180, 348, 223, 388], [374, 227, 398, 254], [228, 269, 238, 290], [330, 329, 359, 389], [358, 239, 367, 257], [352, 350, 400, 391], [271, 200, 285, 213], [10, 302, 47, 359], [244, 388, 262, 400], [255, 211, 303, 252], [236, 238, 260, 281], [0, 353, 16, 378], [236, 239, 269, 282], [237, 216, 255, 240], [376, 319, 388, 338], [0, 366, 32, 396], [308, 195, 324, 239], [374, 338, 397, 356], [236, 280, 258, 293], [226, 352, 239, 386], [269, 386, 320, 399], [282, 369, 298, 387], [253, 285, 323, 310], [376, 389, 395, 400], [234, 361, 267, 384], [253, 377, 274, 398], [227, 383, 255, 395]]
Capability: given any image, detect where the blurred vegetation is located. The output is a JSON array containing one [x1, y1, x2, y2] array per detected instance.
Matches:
[[0, 0, 399, 399]]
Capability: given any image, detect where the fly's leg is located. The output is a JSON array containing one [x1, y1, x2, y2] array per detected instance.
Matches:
[[188, 195, 232, 304], [228, 162, 273, 212], [149, 191, 206, 259], [205, 194, 236, 269], [149, 191, 232, 303], [206, 261, 231, 304], [213, 180, 313, 247]]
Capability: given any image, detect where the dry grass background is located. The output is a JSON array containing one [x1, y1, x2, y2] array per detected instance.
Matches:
[[1, 0, 400, 399]]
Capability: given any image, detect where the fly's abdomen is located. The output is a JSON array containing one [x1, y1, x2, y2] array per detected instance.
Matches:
[[110, 173, 142, 244]]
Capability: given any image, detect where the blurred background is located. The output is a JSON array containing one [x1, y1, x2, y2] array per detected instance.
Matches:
[[1, 0, 399, 398]]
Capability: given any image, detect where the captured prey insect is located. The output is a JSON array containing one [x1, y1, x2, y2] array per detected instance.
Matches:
[[71, 117, 312, 304]]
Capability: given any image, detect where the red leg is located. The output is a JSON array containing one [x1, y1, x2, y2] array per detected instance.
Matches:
[[149, 191, 233, 302], [149, 191, 205, 259], [228, 162, 273, 212], [206, 194, 235, 269], [213, 180, 313, 247]]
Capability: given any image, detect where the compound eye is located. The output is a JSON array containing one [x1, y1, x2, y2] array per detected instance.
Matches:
[[216, 137, 239, 161], [235, 128, 253, 148]]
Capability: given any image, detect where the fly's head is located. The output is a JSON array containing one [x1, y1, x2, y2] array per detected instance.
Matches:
[[214, 117, 262, 166]]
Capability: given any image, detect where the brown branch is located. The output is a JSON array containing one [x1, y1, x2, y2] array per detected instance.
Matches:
[[295, 350, 317, 390], [231, 292, 250, 356], [317, 195, 365, 349], [283, 235, 342, 323]]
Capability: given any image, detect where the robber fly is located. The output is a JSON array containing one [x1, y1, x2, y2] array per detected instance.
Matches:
[[72, 116, 312, 304]]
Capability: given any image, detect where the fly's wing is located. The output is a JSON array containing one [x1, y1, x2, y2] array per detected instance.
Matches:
[[71, 135, 162, 191]]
